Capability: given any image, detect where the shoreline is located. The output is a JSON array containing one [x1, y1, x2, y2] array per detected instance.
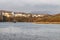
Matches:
[[33, 22, 60, 24], [0, 22, 60, 24]]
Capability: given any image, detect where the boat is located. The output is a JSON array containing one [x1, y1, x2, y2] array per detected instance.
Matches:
[[13, 20, 16, 23]]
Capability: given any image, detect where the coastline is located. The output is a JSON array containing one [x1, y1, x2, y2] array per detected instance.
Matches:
[[0, 22, 60, 24], [33, 22, 60, 24]]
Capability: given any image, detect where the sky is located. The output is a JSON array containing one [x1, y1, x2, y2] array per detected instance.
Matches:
[[0, 0, 60, 14]]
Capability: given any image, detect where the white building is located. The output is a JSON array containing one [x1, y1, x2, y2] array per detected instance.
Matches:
[[1, 11, 13, 17], [32, 14, 44, 17], [14, 13, 31, 17]]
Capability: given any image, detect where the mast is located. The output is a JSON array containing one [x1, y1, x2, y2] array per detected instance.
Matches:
[[12, 12, 16, 23], [12, 12, 14, 21], [2, 12, 3, 22]]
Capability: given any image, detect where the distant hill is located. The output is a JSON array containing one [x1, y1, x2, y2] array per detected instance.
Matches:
[[31, 11, 60, 14]]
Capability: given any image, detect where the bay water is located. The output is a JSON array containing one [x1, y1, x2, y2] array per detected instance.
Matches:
[[0, 22, 60, 40]]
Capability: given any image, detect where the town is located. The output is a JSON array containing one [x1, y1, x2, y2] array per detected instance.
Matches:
[[0, 10, 60, 23]]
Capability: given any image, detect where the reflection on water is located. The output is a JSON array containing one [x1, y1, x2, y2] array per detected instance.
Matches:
[[0, 22, 60, 40]]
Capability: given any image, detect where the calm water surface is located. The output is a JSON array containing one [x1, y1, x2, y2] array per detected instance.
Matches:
[[0, 22, 60, 40]]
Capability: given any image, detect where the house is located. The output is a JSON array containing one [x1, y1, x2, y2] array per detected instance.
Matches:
[[14, 12, 31, 17], [0, 10, 13, 17], [32, 14, 44, 17]]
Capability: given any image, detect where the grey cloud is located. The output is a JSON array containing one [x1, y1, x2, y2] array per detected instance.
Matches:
[[0, 0, 60, 14]]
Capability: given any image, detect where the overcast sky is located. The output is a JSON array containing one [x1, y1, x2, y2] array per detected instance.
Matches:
[[0, 0, 60, 13]]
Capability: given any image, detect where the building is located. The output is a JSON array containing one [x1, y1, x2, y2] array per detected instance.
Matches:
[[0, 10, 13, 17], [32, 14, 44, 17], [14, 12, 31, 17]]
